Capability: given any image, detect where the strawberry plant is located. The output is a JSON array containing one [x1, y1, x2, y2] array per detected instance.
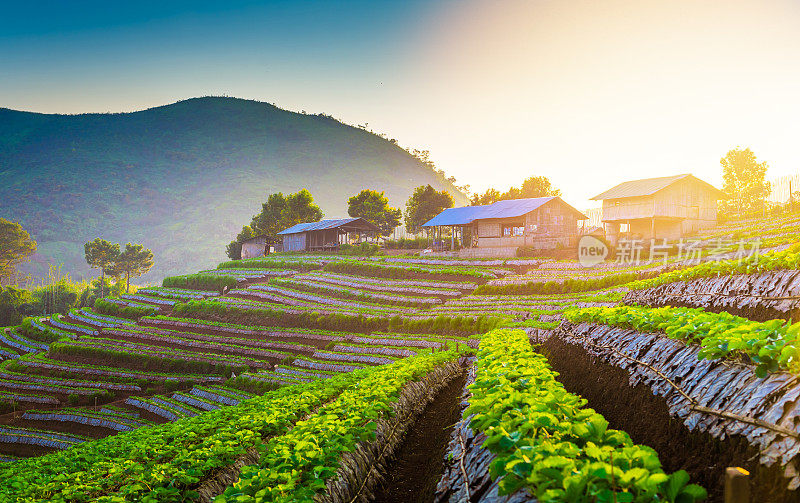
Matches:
[[467, 329, 706, 502]]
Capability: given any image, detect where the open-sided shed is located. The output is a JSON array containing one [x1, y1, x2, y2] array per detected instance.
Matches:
[[277, 218, 378, 252]]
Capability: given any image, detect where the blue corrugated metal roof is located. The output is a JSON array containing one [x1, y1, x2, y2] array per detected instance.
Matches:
[[421, 197, 586, 227], [278, 218, 375, 235]]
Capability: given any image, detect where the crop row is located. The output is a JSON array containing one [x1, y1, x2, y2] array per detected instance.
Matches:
[[142, 315, 345, 341], [216, 349, 462, 502], [295, 270, 468, 295], [119, 294, 177, 306], [291, 356, 363, 373], [269, 278, 442, 306], [125, 397, 189, 421], [137, 287, 219, 300], [23, 318, 73, 342], [563, 305, 800, 376], [381, 256, 538, 267], [0, 389, 59, 405], [468, 329, 706, 502], [0, 351, 415, 500], [68, 309, 132, 329], [174, 299, 507, 336], [311, 349, 395, 365], [171, 391, 221, 411], [162, 273, 239, 292], [51, 338, 258, 373], [627, 244, 800, 290], [0, 426, 88, 451], [0, 347, 18, 360], [330, 343, 416, 358], [217, 258, 324, 271], [118, 325, 315, 354], [22, 409, 147, 432], [0, 370, 140, 391], [323, 259, 496, 280], [10, 353, 224, 383], [101, 327, 296, 360], [0, 377, 107, 397], [49, 316, 99, 336], [190, 386, 251, 406], [476, 272, 640, 295], [273, 365, 337, 380], [242, 284, 411, 312], [93, 299, 158, 319], [3, 329, 48, 353]]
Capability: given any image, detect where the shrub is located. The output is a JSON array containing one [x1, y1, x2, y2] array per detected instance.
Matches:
[[94, 299, 157, 320], [162, 274, 238, 293]]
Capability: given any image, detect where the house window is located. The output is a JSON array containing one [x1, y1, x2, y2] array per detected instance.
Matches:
[[502, 224, 525, 236]]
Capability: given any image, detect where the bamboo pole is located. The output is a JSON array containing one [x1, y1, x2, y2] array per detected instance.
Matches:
[[724, 467, 750, 503]]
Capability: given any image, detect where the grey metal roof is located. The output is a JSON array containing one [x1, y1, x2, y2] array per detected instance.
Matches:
[[277, 218, 377, 235], [590, 174, 725, 200], [421, 197, 587, 227]]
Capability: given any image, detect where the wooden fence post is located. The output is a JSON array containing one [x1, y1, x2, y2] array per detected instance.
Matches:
[[724, 467, 750, 503]]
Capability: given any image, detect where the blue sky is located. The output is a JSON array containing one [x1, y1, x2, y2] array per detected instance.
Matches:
[[4, 0, 800, 207]]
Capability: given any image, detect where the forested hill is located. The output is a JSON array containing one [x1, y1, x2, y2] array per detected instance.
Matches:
[[0, 97, 466, 283]]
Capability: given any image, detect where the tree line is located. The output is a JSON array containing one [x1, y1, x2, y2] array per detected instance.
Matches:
[[226, 185, 458, 259]]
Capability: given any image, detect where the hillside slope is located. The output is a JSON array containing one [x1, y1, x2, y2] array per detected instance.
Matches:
[[0, 97, 466, 282]]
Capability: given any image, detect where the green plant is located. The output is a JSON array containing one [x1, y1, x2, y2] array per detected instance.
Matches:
[[563, 305, 800, 377], [468, 329, 706, 502]]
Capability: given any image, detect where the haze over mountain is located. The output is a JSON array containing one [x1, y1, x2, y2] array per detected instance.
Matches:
[[0, 97, 466, 283]]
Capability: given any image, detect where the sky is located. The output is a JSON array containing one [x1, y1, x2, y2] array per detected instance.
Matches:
[[3, 0, 800, 209]]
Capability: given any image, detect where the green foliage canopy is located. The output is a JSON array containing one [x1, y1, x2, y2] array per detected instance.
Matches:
[[720, 147, 771, 216], [0, 219, 37, 286], [112, 243, 155, 293], [404, 185, 454, 234], [347, 189, 402, 236], [471, 175, 561, 205], [227, 189, 324, 259]]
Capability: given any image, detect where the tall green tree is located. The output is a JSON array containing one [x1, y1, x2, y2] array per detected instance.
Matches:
[[347, 190, 402, 237], [84, 238, 120, 298], [113, 243, 154, 293], [404, 185, 455, 234], [227, 189, 324, 259], [720, 147, 771, 216], [470, 176, 560, 205], [0, 219, 37, 286]]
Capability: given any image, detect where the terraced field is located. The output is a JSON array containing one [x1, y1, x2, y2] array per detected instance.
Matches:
[[2, 214, 800, 502]]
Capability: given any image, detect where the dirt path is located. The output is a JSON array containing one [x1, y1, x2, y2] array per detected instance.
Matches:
[[372, 371, 466, 503]]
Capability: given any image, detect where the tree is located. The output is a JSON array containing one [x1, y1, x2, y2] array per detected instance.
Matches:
[[227, 189, 324, 259], [283, 189, 323, 226], [470, 176, 560, 205], [226, 226, 256, 260], [404, 185, 455, 234], [720, 147, 771, 216], [84, 238, 120, 298], [113, 243, 154, 293], [347, 190, 402, 237], [250, 193, 289, 238], [0, 219, 37, 286]]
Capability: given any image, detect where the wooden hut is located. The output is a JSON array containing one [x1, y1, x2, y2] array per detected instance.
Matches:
[[240, 235, 281, 259], [277, 218, 378, 252], [590, 174, 725, 244], [421, 197, 587, 257]]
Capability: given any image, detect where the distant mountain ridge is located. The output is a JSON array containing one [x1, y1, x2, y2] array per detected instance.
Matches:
[[0, 97, 466, 283]]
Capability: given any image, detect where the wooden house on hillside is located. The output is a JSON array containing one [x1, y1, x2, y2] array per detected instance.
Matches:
[[421, 197, 587, 257], [240, 235, 281, 259], [590, 174, 725, 243], [278, 218, 378, 252]]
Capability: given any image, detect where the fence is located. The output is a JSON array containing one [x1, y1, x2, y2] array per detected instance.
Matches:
[[768, 173, 800, 204]]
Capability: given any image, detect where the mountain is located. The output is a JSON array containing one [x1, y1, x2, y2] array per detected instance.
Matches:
[[0, 97, 467, 283]]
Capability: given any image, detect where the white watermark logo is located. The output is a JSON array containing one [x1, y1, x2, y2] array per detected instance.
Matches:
[[577, 235, 609, 267]]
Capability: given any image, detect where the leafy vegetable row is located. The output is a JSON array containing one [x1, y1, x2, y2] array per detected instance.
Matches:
[[217, 348, 461, 501], [627, 243, 800, 290], [0, 349, 457, 502], [563, 305, 800, 376], [467, 329, 706, 502]]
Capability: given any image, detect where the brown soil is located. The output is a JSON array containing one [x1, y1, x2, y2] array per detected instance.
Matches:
[[541, 336, 799, 503], [0, 441, 56, 458], [372, 371, 467, 503], [3, 418, 115, 439]]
